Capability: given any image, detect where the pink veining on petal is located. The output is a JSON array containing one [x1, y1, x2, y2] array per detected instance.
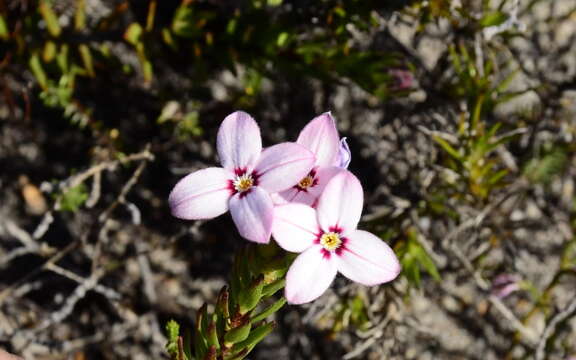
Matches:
[[336, 230, 401, 286], [217, 111, 262, 172], [285, 245, 338, 304], [297, 112, 340, 167], [168, 167, 233, 220], [316, 170, 363, 235], [254, 143, 315, 193], [229, 186, 274, 244]]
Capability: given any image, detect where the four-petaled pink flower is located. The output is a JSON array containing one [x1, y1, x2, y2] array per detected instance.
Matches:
[[277, 112, 350, 207], [169, 111, 315, 244], [272, 171, 401, 304]]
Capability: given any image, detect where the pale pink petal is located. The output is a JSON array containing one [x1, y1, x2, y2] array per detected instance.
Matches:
[[269, 192, 289, 205], [272, 204, 319, 252], [168, 167, 233, 220], [285, 245, 338, 304], [276, 187, 300, 203], [285, 190, 317, 207], [317, 171, 363, 234], [254, 143, 315, 193], [337, 137, 351, 168], [337, 230, 400, 286], [216, 111, 262, 172], [297, 112, 340, 167], [229, 186, 273, 244]]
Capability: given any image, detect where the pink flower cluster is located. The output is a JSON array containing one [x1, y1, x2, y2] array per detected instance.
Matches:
[[169, 111, 400, 304]]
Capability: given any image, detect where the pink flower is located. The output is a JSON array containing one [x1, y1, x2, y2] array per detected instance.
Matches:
[[390, 69, 414, 90], [272, 171, 401, 304], [277, 112, 350, 207], [491, 274, 521, 299], [169, 111, 315, 244]]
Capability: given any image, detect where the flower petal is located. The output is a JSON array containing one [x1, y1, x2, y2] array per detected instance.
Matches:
[[297, 112, 340, 167], [229, 186, 273, 243], [254, 143, 315, 193], [284, 190, 317, 207], [276, 187, 300, 204], [168, 167, 232, 220], [285, 245, 337, 304], [336, 137, 351, 168], [217, 111, 262, 171], [316, 171, 363, 234], [337, 230, 401, 286], [272, 203, 319, 252]]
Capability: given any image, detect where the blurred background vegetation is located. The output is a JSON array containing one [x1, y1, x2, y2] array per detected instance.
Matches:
[[1, 0, 576, 359]]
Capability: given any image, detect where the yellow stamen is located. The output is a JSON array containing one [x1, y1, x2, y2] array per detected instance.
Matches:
[[320, 232, 342, 251], [233, 174, 254, 192], [297, 175, 314, 190]]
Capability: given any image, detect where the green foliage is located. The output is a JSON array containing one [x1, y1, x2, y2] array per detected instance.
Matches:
[[561, 240, 576, 271], [166, 320, 188, 360], [0, 14, 8, 40], [39, 0, 62, 38], [479, 11, 508, 28], [523, 146, 567, 185], [328, 294, 370, 333], [2, 0, 412, 139], [58, 184, 89, 212], [397, 228, 441, 288], [181, 243, 291, 360], [430, 41, 526, 203]]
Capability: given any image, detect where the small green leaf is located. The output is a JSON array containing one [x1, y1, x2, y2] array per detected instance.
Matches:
[[124, 23, 144, 45], [231, 322, 276, 356], [238, 275, 264, 315], [398, 229, 441, 287], [39, 0, 62, 37], [43, 41, 57, 62], [523, 147, 567, 184], [224, 320, 251, 345], [250, 297, 286, 324], [162, 27, 178, 50], [433, 136, 462, 161], [206, 315, 220, 351], [165, 320, 182, 358], [0, 14, 9, 40], [216, 286, 230, 324], [261, 279, 285, 298], [74, 0, 86, 30], [56, 44, 69, 73], [59, 184, 89, 212], [479, 11, 508, 28], [78, 44, 95, 77], [276, 32, 289, 47], [194, 304, 209, 359], [166, 320, 180, 342], [29, 53, 48, 89], [561, 240, 576, 270], [172, 6, 196, 38]]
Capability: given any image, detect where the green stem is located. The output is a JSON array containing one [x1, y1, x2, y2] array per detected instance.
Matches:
[[166, 242, 293, 360]]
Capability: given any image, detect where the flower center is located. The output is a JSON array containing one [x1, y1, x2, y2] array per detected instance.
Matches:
[[320, 232, 342, 251], [297, 175, 314, 190], [233, 173, 254, 192]]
